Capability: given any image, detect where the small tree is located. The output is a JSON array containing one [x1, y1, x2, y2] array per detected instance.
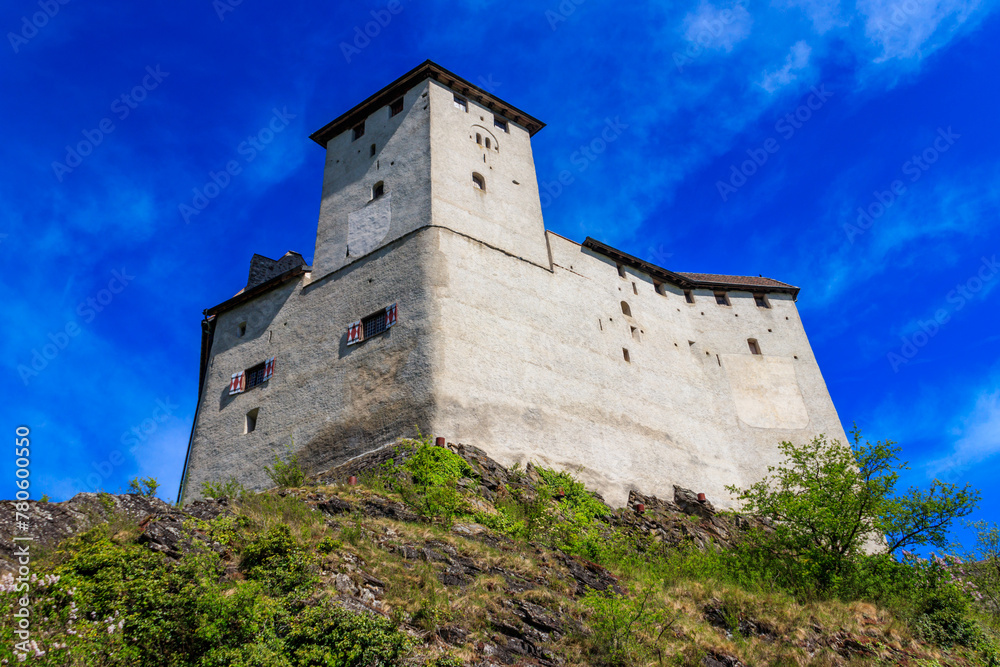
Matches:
[[127, 476, 160, 497], [727, 427, 978, 591], [264, 447, 305, 489]]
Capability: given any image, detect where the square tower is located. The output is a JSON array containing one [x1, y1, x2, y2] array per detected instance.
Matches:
[[309, 61, 550, 279]]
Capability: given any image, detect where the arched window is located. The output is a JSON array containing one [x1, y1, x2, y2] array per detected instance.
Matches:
[[485, 137, 491, 149], [476, 133, 482, 145], [472, 173, 485, 191], [620, 301, 631, 317], [372, 181, 385, 200]]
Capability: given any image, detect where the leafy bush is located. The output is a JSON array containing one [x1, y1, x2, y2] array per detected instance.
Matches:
[[264, 447, 305, 489], [395, 434, 472, 522], [126, 476, 160, 497], [239, 524, 317, 593], [201, 476, 247, 500], [582, 586, 675, 666], [726, 427, 978, 595]]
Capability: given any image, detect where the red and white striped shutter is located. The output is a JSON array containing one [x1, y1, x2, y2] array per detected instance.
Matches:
[[263, 357, 275, 381], [386, 303, 397, 327], [229, 371, 245, 395], [347, 320, 362, 345]]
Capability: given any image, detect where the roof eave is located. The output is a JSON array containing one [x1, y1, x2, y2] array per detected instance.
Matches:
[[582, 237, 800, 299], [309, 60, 546, 147], [204, 264, 309, 318]]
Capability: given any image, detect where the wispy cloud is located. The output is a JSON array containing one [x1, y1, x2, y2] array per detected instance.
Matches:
[[929, 386, 1000, 475], [758, 40, 813, 93]]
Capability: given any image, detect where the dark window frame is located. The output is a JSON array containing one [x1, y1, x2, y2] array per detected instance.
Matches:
[[352, 122, 365, 141], [244, 362, 268, 390], [389, 97, 404, 117]]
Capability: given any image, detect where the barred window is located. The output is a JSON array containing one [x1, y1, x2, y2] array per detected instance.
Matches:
[[245, 362, 267, 390], [363, 310, 388, 339]]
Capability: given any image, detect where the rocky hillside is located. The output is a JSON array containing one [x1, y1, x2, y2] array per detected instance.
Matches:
[[1, 439, 994, 665]]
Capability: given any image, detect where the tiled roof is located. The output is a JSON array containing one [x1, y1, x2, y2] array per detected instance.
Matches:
[[676, 273, 796, 290]]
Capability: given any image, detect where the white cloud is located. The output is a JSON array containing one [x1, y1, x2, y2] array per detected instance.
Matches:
[[758, 40, 813, 93], [682, 2, 753, 51], [857, 0, 990, 62], [929, 388, 1000, 474]]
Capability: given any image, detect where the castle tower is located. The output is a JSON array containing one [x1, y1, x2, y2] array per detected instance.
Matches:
[[309, 62, 549, 278], [180, 62, 847, 508]]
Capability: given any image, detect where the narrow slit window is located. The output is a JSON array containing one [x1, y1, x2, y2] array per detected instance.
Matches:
[[754, 294, 770, 308], [370, 143, 376, 157], [485, 137, 491, 149], [372, 181, 385, 200], [631, 326, 640, 342], [748, 339, 762, 355], [472, 173, 485, 190], [622, 348, 630, 363], [684, 290, 695, 303], [245, 408, 259, 434], [389, 97, 404, 116], [494, 117, 508, 132], [620, 301, 631, 317], [352, 122, 365, 141], [237, 322, 247, 337], [632, 282, 638, 295], [453, 94, 468, 111], [476, 133, 482, 145], [617, 263, 626, 279], [715, 292, 730, 306]]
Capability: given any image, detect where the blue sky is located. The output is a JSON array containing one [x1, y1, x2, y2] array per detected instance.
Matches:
[[2, 0, 998, 547]]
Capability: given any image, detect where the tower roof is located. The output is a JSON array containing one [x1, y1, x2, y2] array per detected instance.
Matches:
[[309, 60, 546, 147]]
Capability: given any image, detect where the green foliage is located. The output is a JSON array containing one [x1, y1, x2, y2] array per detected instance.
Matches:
[[127, 476, 160, 497], [726, 427, 979, 594], [239, 524, 317, 593], [582, 586, 675, 666], [200, 477, 247, 500], [913, 584, 985, 648], [396, 434, 472, 522], [0, 515, 412, 665], [959, 520, 1000, 619], [264, 446, 305, 489], [317, 535, 342, 554], [40, 493, 50, 502]]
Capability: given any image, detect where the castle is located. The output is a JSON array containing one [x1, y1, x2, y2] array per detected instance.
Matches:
[[178, 61, 848, 507]]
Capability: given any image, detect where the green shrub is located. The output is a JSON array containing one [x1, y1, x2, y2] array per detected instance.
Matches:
[[239, 524, 317, 593], [582, 586, 675, 666], [126, 476, 160, 497], [317, 535, 342, 554], [396, 434, 472, 522], [264, 447, 306, 489], [201, 476, 247, 499]]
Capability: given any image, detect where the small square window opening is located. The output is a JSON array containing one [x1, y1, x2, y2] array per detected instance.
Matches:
[[684, 290, 695, 304], [715, 292, 730, 306], [494, 117, 508, 132], [389, 97, 404, 117], [748, 339, 762, 355], [453, 94, 468, 111], [352, 122, 365, 141], [754, 294, 770, 308], [372, 181, 385, 200], [237, 322, 247, 337], [245, 362, 267, 390]]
